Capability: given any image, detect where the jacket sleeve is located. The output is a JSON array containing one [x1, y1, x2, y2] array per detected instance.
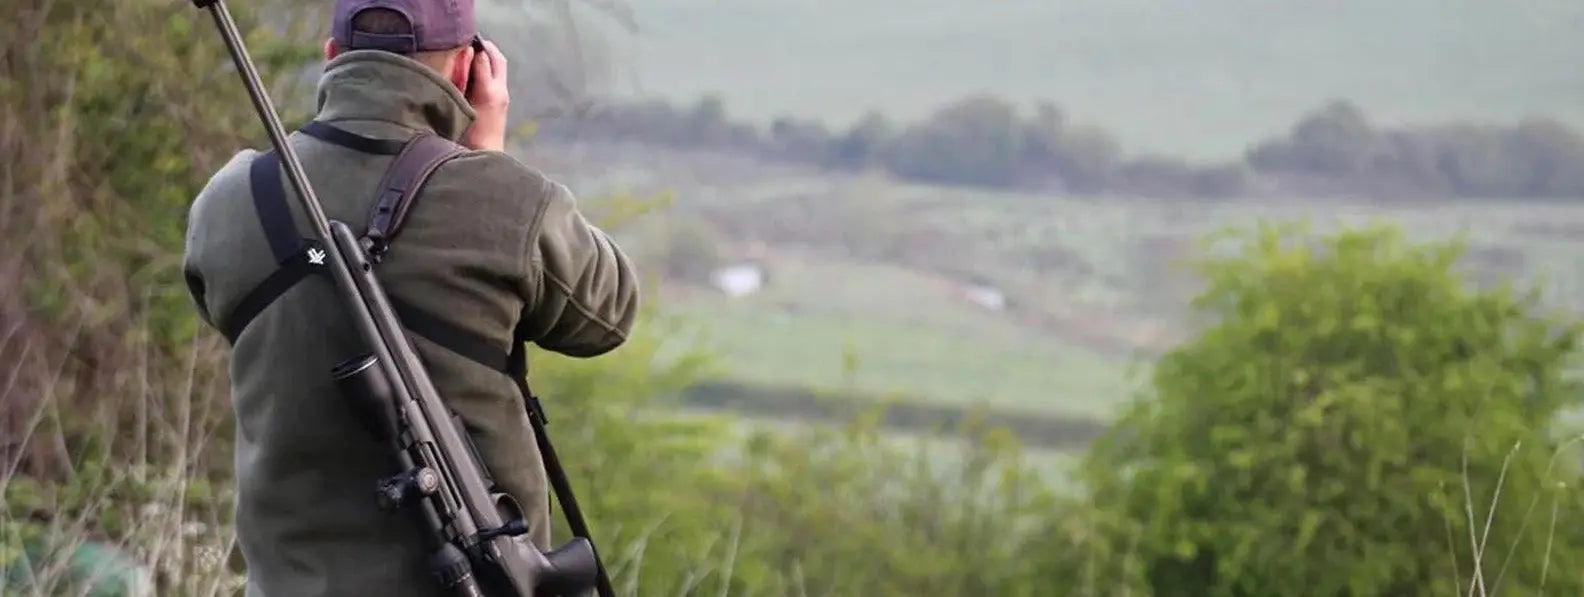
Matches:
[[182, 249, 213, 329], [517, 180, 640, 357], [181, 159, 232, 332]]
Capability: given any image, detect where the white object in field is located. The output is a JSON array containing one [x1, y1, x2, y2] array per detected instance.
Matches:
[[712, 263, 766, 298], [964, 283, 1006, 311]]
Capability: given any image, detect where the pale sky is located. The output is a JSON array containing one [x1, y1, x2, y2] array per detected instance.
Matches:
[[593, 0, 1584, 161]]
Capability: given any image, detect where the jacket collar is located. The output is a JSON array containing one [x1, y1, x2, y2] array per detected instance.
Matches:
[[312, 50, 476, 143]]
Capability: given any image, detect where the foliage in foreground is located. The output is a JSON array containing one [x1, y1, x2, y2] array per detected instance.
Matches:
[[1071, 222, 1584, 596], [2, 0, 318, 593]]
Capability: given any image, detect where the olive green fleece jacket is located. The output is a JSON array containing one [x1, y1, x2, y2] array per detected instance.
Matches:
[[181, 50, 639, 597]]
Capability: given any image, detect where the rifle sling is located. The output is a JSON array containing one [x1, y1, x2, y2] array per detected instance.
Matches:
[[217, 122, 518, 389]]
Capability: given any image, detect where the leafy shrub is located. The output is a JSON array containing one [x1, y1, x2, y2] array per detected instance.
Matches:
[[1072, 222, 1584, 596]]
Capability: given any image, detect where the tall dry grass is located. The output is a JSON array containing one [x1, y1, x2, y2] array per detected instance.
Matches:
[[0, 0, 319, 593]]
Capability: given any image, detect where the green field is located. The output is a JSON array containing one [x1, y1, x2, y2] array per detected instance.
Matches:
[[659, 249, 1141, 420], [570, 147, 1584, 448]]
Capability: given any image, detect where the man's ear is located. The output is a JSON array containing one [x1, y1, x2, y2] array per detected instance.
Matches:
[[449, 47, 475, 96], [323, 38, 340, 61]]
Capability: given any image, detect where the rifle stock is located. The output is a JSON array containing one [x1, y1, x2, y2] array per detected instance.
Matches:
[[189, 1, 601, 595]]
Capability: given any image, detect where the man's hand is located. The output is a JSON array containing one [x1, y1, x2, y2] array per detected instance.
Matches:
[[461, 39, 510, 152]]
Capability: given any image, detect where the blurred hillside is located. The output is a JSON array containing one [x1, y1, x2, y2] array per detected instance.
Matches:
[[532, 136, 1584, 444]]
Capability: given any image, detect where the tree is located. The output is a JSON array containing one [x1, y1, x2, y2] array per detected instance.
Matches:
[[883, 94, 1026, 188], [1246, 100, 1381, 176], [1073, 222, 1584, 596], [829, 111, 894, 170]]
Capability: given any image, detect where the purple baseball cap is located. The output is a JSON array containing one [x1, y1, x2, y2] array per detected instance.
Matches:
[[332, 0, 478, 53]]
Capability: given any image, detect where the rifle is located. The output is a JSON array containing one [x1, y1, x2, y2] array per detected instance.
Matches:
[[189, 1, 605, 595]]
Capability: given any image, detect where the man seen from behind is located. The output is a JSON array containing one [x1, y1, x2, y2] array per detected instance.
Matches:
[[180, 1, 641, 595]]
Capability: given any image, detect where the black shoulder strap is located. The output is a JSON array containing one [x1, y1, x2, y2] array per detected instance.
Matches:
[[299, 125, 552, 426], [218, 151, 327, 342], [218, 123, 465, 344], [219, 122, 548, 419], [364, 134, 467, 260]]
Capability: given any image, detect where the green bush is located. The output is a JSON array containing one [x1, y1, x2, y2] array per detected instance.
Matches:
[[1072, 221, 1584, 596]]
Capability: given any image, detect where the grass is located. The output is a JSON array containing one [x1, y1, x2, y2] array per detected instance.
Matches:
[[659, 247, 1141, 420], [1, 330, 241, 597]]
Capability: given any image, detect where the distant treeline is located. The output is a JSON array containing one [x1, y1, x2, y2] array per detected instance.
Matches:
[[534, 94, 1584, 200]]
